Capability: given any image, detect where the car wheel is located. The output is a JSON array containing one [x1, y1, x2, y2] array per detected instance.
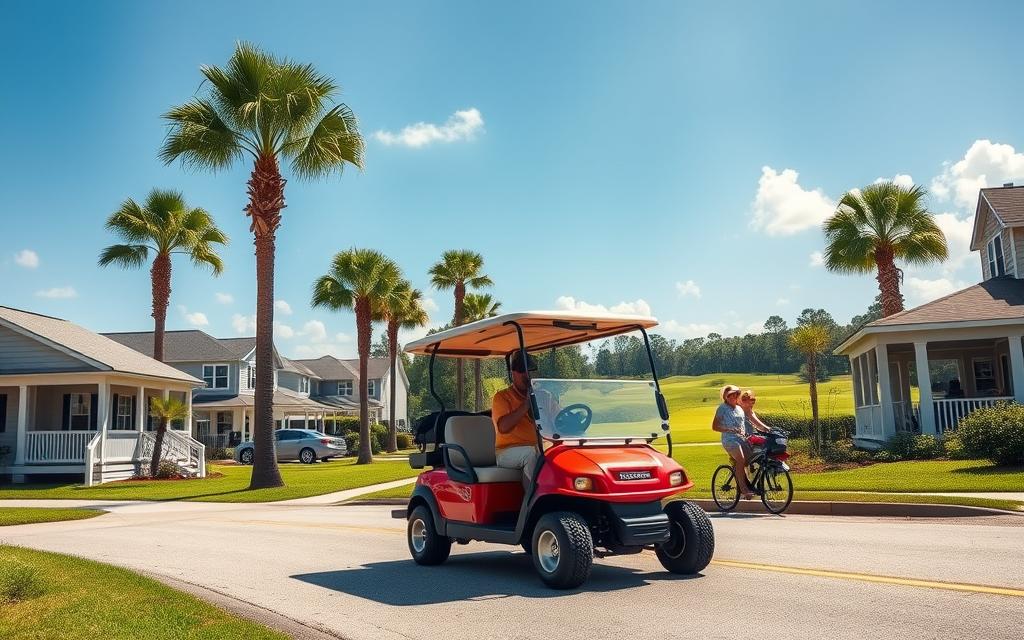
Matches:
[[656, 500, 715, 575], [239, 448, 254, 465], [299, 447, 316, 464], [408, 505, 451, 565], [531, 511, 593, 589], [321, 457, 330, 463]]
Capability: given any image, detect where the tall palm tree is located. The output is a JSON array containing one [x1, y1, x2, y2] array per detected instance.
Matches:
[[99, 189, 228, 363], [147, 396, 188, 477], [463, 293, 502, 411], [429, 250, 493, 409], [312, 249, 402, 464], [823, 181, 948, 318], [160, 43, 364, 489], [789, 324, 832, 457], [376, 282, 429, 452]]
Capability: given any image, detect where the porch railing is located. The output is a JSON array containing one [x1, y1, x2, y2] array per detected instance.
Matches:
[[24, 431, 95, 463], [139, 430, 206, 477], [932, 397, 1012, 433]]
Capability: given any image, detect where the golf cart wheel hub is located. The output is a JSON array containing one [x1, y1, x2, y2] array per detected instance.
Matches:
[[411, 518, 428, 553], [538, 530, 560, 573]]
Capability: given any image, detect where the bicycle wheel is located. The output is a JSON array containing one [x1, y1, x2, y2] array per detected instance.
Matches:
[[711, 464, 740, 512], [760, 464, 793, 514]]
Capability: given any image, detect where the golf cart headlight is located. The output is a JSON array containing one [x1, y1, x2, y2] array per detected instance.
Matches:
[[669, 471, 684, 487], [574, 477, 593, 491]]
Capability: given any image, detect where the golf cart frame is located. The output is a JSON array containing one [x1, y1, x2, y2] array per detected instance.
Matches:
[[398, 311, 714, 588]]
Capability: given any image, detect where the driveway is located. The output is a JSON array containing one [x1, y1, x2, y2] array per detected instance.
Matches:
[[2, 501, 1022, 639]]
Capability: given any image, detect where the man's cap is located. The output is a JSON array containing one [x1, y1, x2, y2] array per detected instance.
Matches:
[[510, 351, 538, 372]]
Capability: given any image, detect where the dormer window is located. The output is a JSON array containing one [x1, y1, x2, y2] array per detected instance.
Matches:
[[988, 235, 1006, 277], [300, 376, 310, 393], [203, 364, 229, 389]]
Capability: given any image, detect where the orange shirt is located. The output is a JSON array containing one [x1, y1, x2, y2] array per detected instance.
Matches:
[[491, 386, 539, 450]]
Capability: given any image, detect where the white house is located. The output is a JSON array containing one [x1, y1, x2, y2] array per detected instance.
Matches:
[[836, 184, 1024, 448], [0, 306, 205, 485]]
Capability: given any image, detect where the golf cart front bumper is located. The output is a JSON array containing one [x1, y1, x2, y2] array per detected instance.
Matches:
[[607, 501, 670, 546]]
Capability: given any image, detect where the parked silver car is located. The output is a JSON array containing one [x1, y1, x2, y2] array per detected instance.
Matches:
[[235, 429, 347, 464]]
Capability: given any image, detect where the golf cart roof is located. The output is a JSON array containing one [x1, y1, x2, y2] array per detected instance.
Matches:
[[403, 311, 658, 358]]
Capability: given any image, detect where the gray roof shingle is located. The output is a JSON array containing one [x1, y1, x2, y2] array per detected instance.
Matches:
[[103, 330, 239, 362], [868, 277, 1024, 327], [982, 185, 1024, 226]]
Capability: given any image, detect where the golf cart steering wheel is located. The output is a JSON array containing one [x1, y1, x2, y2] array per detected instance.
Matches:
[[554, 403, 593, 435]]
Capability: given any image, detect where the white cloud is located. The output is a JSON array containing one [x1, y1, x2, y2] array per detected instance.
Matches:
[[661, 320, 726, 339], [335, 332, 353, 343], [293, 330, 355, 359], [931, 140, 1024, 209], [299, 320, 327, 342], [931, 211, 974, 274], [675, 280, 701, 298], [874, 174, 915, 189], [905, 277, 966, 304], [809, 251, 824, 267], [751, 166, 835, 235], [231, 313, 255, 335], [776, 297, 790, 306], [422, 297, 439, 313], [215, 292, 234, 304], [374, 108, 484, 148], [275, 323, 295, 339], [14, 249, 38, 269], [35, 286, 76, 299], [176, 304, 209, 327], [555, 296, 652, 317], [275, 300, 293, 315]]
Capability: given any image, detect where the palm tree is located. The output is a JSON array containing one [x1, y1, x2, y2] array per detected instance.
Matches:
[[429, 250, 493, 409], [147, 396, 189, 477], [160, 43, 364, 489], [376, 282, 429, 452], [312, 249, 402, 464], [823, 181, 948, 317], [789, 324, 833, 457], [463, 293, 502, 411], [99, 189, 228, 362]]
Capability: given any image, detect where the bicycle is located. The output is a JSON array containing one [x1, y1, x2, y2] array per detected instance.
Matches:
[[711, 428, 794, 514]]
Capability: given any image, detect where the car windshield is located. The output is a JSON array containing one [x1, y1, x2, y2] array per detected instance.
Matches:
[[530, 378, 666, 440]]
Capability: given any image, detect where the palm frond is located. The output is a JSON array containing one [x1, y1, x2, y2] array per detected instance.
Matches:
[[160, 99, 245, 170], [149, 396, 189, 421], [311, 274, 355, 311], [98, 244, 149, 269], [288, 104, 365, 179]]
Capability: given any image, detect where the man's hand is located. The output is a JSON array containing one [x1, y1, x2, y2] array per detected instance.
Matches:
[[497, 393, 531, 434]]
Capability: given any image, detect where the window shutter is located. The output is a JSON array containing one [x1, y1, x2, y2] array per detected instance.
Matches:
[[111, 394, 119, 429], [90, 393, 98, 430], [0, 394, 6, 433], [130, 395, 137, 430], [62, 394, 70, 430]]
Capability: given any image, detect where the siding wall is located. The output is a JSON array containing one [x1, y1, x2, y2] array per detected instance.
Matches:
[[175, 361, 239, 396], [277, 370, 309, 395], [0, 325, 94, 374], [1013, 228, 1024, 278]]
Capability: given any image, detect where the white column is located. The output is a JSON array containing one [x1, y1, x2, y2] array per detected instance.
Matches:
[[914, 342, 936, 435], [185, 390, 193, 434], [875, 345, 895, 438], [136, 386, 146, 432], [304, 411, 309, 429], [1007, 335, 1024, 403], [97, 380, 110, 459], [13, 385, 28, 465]]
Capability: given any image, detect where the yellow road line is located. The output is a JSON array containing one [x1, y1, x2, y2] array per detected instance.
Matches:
[[711, 559, 1024, 598]]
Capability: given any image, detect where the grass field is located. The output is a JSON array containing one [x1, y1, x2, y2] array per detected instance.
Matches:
[[0, 508, 106, 527], [661, 373, 855, 443], [0, 459, 421, 503], [0, 546, 284, 639]]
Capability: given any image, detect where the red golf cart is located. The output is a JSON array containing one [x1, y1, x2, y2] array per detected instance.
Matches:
[[396, 311, 714, 589]]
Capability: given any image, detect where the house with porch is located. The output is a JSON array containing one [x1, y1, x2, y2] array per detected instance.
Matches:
[[836, 184, 1024, 448], [0, 306, 205, 485]]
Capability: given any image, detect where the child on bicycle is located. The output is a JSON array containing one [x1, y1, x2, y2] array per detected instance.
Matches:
[[739, 389, 771, 438]]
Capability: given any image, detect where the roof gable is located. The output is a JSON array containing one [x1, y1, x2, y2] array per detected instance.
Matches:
[[971, 185, 1024, 250]]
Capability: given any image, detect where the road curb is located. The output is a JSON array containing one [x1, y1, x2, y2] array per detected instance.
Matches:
[[348, 497, 1022, 518]]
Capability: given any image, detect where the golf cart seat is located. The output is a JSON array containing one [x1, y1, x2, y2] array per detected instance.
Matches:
[[444, 416, 522, 483]]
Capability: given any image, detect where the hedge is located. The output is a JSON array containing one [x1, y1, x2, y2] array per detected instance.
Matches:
[[956, 403, 1024, 466], [756, 412, 855, 440]]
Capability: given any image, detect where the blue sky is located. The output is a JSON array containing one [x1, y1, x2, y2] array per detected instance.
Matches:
[[3, 1, 1024, 358]]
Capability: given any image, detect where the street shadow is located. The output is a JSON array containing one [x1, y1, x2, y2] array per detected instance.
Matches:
[[291, 550, 701, 604], [707, 512, 768, 520], [950, 464, 1023, 476]]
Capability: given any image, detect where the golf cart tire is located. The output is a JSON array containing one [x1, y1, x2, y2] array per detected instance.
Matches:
[[531, 511, 593, 589], [656, 500, 715, 575], [408, 505, 451, 565]]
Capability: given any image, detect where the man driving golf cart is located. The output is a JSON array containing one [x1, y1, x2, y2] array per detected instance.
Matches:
[[492, 351, 557, 488]]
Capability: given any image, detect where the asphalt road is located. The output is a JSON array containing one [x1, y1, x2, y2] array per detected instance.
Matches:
[[2, 500, 1023, 640]]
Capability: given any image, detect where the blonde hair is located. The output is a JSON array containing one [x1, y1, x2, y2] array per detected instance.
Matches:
[[740, 389, 756, 402]]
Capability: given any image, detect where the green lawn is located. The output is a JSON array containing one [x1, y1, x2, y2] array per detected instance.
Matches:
[[0, 459, 421, 503], [0, 546, 284, 639], [0, 508, 105, 527], [661, 373, 856, 443]]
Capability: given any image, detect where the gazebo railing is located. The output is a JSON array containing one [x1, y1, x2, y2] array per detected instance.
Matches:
[[932, 397, 1011, 433]]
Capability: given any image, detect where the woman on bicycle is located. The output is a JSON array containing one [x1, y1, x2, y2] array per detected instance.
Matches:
[[712, 384, 754, 499], [739, 389, 771, 435]]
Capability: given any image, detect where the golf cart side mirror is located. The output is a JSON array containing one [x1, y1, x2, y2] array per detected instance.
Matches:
[[656, 392, 669, 421]]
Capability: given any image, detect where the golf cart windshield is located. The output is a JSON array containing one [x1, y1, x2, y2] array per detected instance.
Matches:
[[530, 378, 667, 441]]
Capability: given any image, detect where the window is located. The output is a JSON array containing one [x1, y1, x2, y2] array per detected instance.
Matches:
[[988, 235, 1006, 277], [300, 377, 309, 393], [367, 380, 376, 396], [973, 358, 997, 392], [246, 365, 255, 390], [114, 395, 134, 430], [203, 364, 229, 389], [852, 352, 879, 407], [337, 380, 353, 396], [69, 393, 91, 430]]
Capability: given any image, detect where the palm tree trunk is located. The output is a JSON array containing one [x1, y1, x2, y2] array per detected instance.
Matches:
[[808, 357, 820, 456], [150, 418, 168, 477], [474, 359, 483, 411], [248, 153, 286, 490], [875, 246, 905, 317], [454, 282, 466, 410], [386, 320, 398, 453], [356, 298, 373, 464], [150, 252, 171, 363]]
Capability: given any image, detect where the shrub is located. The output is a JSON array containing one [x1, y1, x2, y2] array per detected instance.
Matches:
[[872, 449, 901, 462], [154, 460, 182, 479], [820, 439, 871, 464], [942, 433, 972, 460], [0, 562, 44, 604], [326, 416, 361, 435], [396, 433, 413, 449], [205, 447, 230, 461], [957, 404, 1024, 466], [883, 432, 945, 460], [344, 424, 389, 456], [757, 413, 856, 441], [885, 431, 915, 459]]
